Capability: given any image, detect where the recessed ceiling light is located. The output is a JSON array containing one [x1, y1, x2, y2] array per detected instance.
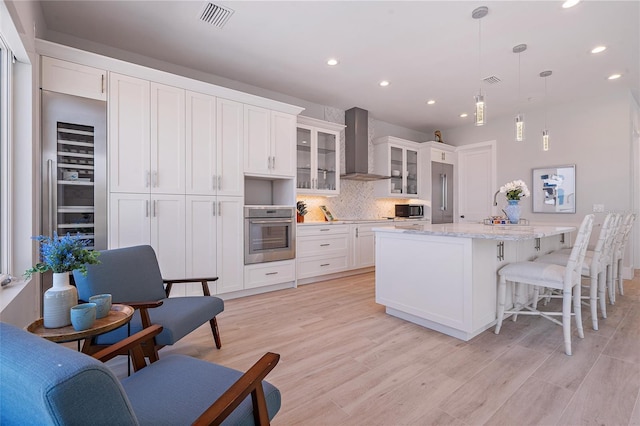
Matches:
[[460, 113, 468, 118], [608, 73, 622, 80], [379, 80, 390, 87], [591, 45, 607, 54], [427, 100, 436, 105], [562, 0, 580, 8], [327, 58, 339, 66]]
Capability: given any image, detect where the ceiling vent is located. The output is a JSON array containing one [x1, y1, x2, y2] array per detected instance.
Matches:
[[199, 2, 234, 28], [483, 75, 502, 85]]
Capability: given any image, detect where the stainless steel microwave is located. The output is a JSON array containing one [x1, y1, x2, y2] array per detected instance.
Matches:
[[395, 204, 424, 218]]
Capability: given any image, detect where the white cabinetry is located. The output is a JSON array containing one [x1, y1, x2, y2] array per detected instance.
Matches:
[[41, 56, 107, 101], [373, 136, 420, 198], [185, 195, 244, 296], [109, 73, 151, 193], [245, 260, 296, 290], [151, 83, 185, 194], [108, 193, 186, 280], [185, 94, 243, 196], [351, 223, 376, 269], [296, 224, 350, 280], [244, 105, 296, 177], [109, 75, 185, 194], [296, 116, 344, 195]]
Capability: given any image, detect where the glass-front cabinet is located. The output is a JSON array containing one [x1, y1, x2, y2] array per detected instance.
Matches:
[[373, 136, 420, 198], [296, 116, 345, 195]]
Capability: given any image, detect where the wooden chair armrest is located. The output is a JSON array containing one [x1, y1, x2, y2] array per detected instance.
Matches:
[[163, 277, 219, 297], [125, 300, 163, 329], [192, 352, 280, 426], [91, 324, 163, 371], [126, 300, 164, 310], [163, 277, 219, 284]]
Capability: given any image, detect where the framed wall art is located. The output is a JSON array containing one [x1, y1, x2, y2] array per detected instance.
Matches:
[[532, 165, 576, 213]]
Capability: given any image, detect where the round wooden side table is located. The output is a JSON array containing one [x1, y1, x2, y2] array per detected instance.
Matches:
[[26, 304, 134, 343]]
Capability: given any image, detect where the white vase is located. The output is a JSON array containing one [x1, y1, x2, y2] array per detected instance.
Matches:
[[43, 272, 78, 328]]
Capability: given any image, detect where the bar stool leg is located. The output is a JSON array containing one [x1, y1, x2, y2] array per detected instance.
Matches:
[[495, 276, 507, 334], [588, 273, 598, 331], [562, 288, 573, 356]]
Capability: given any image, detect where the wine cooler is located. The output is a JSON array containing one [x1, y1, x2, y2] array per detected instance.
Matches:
[[41, 90, 107, 256]]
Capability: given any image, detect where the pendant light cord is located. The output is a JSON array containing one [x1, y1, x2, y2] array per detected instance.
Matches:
[[478, 18, 482, 94]]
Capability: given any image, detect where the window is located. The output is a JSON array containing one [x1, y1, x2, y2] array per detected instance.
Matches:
[[0, 35, 12, 276]]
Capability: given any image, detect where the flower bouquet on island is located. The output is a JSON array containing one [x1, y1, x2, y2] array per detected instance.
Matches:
[[499, 180, 530, 224], [500, 179, 530, 201]]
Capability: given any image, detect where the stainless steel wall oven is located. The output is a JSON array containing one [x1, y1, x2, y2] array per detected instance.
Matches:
[[244, 206, 295, 265]]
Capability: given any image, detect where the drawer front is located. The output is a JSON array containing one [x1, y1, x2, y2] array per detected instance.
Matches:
[[297, 234, 348, 257], [297, 255, 349, 279], [297, 224, 349, 237], [244, 260, 295, 289]]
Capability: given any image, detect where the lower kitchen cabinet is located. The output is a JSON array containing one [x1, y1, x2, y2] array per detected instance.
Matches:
[[109, 193, 244, 296], [109, 193, 186, 280], [351, 223, 376, 269], [244, 260, 295, 289], [184, 195, 244, 296], [296, 223, 350, 280]]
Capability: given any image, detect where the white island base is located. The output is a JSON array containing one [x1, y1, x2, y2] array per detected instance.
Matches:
[[374, 224, 574, 341]]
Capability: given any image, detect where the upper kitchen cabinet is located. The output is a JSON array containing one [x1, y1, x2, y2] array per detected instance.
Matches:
[[373, 136, 420, 198], [244, 105, 296, 177], [296, 116, 345, 195], [185, 93, 243, 197], [41, 56, 107, 101], [109, 74, 185, 194], [109, 73, 150, 193]]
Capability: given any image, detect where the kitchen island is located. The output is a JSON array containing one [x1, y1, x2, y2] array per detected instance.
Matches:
[[373, 223, 575, 341]]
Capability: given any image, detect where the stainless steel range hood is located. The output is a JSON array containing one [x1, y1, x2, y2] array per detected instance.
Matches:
[[341, 107, 390, 181]]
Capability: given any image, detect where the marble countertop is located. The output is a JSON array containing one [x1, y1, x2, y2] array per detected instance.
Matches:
[[372, 222, 576, 241], [298, 218, 429, 225]]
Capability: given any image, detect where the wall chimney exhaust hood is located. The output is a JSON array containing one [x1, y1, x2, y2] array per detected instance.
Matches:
[[341, 107, 390, 181]]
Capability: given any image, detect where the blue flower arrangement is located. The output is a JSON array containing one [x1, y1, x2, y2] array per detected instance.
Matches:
[[24, 232, 100, 279]]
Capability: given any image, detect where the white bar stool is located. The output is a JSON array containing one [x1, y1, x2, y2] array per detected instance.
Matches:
[[534, 213, 616, 330], [495, 214, 594, 356], [611, 212, 636, 302]]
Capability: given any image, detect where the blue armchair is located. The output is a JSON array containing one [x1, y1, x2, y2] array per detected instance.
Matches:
[[0, 322, 281, 425], [73, 245, 224, 360]]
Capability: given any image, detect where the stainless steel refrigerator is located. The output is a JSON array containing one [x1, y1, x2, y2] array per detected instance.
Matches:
[[431, 161, 454, 224], [41, 90, 107, 290]]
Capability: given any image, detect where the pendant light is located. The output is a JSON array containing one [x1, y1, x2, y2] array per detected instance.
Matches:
[[472, 6, 488, 126], [513, 44, 527, 142], [540, 70, 552, 151]]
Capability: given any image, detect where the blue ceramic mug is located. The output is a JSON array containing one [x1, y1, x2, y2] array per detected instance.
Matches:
[[89, 294, 112, 319], [70, 303, 97, 331]]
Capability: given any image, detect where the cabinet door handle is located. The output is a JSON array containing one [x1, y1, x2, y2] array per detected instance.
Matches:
[[212, 176, 216, 191], [320, 228, 330, 232], [320, 263, 330, 267], [272, 156, 276, 169], [145, 200, 149, 217], [320, 243, 330, 247], [101, 74, 105, 93], [153, 200, 157, 217], [152, 171, 158, 188], [217, 175, 222, 190], [218, 201, 221, 216], [212, 201, 216, 217], [47, 159, 55, 235], [265, 272, 278, 276], [146, 171, 150, 188], [356, 228, 359, 238]]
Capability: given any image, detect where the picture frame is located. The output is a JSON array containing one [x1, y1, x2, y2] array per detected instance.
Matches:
[[319, 205, 335, 221], [532, 165, 576, 213]]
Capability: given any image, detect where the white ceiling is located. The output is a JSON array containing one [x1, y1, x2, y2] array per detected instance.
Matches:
[[38, 1, 640, 134]]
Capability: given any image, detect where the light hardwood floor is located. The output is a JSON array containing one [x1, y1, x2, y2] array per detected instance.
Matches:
[[107, 271, 640, 425]]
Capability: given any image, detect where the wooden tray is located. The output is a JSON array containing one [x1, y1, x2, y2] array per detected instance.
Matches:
[[26, 304, 134, 343]]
